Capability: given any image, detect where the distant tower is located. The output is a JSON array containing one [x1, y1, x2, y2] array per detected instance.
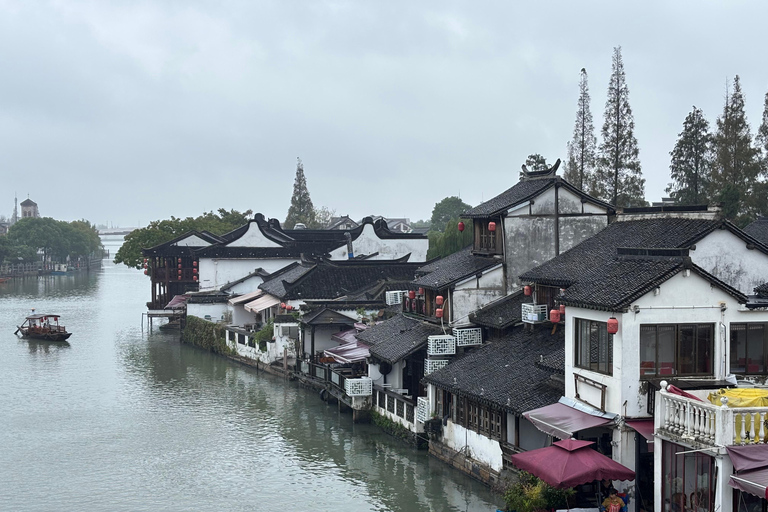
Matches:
[[10, 195, 18, 225], [20, 196, 39, 219]]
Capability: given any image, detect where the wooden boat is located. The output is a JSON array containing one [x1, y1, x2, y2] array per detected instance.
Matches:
[[15, 313, 72, 341]]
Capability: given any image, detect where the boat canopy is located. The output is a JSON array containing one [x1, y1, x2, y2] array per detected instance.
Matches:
[[26, 314, 60, 320]]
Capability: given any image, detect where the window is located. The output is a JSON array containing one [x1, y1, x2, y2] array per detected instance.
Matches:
[[473, 218, 502, 255], [454, 395, 506, 441], [662, 441, 713, 512], [575, 319, 613, 375], [731, 323, 767, 374], [640, 324, 713, 378]]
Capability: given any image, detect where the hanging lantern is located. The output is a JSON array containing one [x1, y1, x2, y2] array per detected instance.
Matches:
[[549, 309, 561, 323], [436, 308, 443, 319], [177, 258, 182, 264], [192, 268, 198, 275], [177, 268, 182, 274], [458, 221, 465, 232], [192, 261, 198, 267], [285, 304, 293, 311], [408, 290, 416, 300], [418, 287, 424, 295], [143, 270, 148, 275], [436, 295, 444, 306], [177, 263, 182, 269], [193, 275, 198, 282], [559, 304, 566, 315], [143, 263, 147, 269], [143, 258, 147, 263], [607, 317, 619, 335], [488, 221, 496, 232], [280, 303, 286, 309], [177, 275, 182, 281], [524, 285, 532, 296]]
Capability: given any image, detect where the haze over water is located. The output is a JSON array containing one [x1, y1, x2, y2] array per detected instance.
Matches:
[[0, 236, 498, 512]]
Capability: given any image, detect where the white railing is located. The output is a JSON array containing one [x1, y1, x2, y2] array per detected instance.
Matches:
[[454, 327, 482, 346], [428, 335, 456, 356], [425, 358, 449, 375], [657, 382, 768, 446], [417, 396, 430, 423], [522, 303, 548, 324], [345, 377, 372, 397]]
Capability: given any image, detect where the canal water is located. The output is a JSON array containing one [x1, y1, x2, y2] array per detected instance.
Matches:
[[0, 236, 500, 512]]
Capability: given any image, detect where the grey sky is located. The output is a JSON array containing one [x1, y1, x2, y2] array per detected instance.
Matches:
[[2, 1, 767, 227]]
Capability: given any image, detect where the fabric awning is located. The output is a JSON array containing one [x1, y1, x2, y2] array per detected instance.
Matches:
[[228, 291, 264, 306], [523, 399, 614, 440], [324, 341, 370, 364], [727, 445, 768, 472], [730, 467, 768, 500], [244, 294, 280, 313], [165, 295, 189, 309], [331, 328, 360, 345], [626, 419, 655, 452]]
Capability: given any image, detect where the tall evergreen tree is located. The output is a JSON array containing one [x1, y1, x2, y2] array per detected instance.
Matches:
[[666, 106, 713, 205], [518, 154, 549, 181], [757, 90, 768, 175], [711, 76, 761, 223], [564, 68, 597, 191], [284, 158, 316, 229], [594, 47, 645, 207]]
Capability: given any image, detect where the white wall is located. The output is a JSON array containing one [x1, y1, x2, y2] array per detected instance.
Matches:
[[327, 223, 428, 262], [451, 265, 505, 326], [692, 229, 768, 294], [188, 302, 229, 321], [199, 258, 297, 290], [441, 421, 504, 473], [226, 223, 281, 248], [174, 234, 211, 247], [228, 275, 264, 294]]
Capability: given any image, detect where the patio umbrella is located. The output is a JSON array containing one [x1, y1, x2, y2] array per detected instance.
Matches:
[[509, 439, 635, 489]]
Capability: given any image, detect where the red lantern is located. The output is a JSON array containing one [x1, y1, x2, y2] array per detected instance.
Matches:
[[488, 221, 496, 232], [549, 309, 561, 323], [177, 269, 182, 275], [436, 308, 443, 319], [524, 285, 532, 296], [177, 258, 182, 264], [607, 317, 619, 335], [408, 290, 416, 300], [178, 263, 182, 269], [285, 304, 292, 311], [436, 295, 444, 306], [559, 304, 565, 315], [192, 261, 198, 267], [143, 263, 147, 268], [192, 268, 198, 274], [193, 275, 198, 282], [418, 287, 424, 295], [177, 275, 182, 281], [458, 221, 465, 232], [143, 270, 148, 275], [280, 303, 286, 309], [143, 258, 147, 263]]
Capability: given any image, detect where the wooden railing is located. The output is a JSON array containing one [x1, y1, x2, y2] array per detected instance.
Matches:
[[374, 385, 416, 425], [657, 382, 768, 446]]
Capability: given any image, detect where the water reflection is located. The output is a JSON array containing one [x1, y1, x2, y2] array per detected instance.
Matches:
[[23, 339, 71, 355]]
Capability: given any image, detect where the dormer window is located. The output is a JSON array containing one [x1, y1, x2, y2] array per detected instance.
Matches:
[[473, 217, 502, 255]]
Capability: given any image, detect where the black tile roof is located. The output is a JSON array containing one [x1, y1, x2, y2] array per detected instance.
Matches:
[[520, 218, 723, 287], [469, 290, 530, 329], [462, 176, 613, 219], [357, 314, 443, 364], [142, 230, 224, 256], [424, 327, 565, 415], [413, 246, 501, 290], [463, 178, 555, 218], [744, 217, 768, 247], [260, 258, 421, 301], [301, 307, 357, 326]]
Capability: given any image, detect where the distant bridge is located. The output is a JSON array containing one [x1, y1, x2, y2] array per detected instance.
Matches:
[[98, 228, 140, 236]]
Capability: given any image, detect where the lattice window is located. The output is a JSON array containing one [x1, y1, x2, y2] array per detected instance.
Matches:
[[344, 378, 372, 397], [417, 396, 430, 423], [387, 395, 395, 413], [396, 399, 404, 418], [385, 291, 404, 306], [428, 335, 456, 356], [406, 404, 414, 423], [424, 358, 449, 375], [454, 327, 482, 346]]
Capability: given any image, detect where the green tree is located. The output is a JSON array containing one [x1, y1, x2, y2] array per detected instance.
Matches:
[[114, 209, 252, 268], [757, 90, 768, 175], [564, 68, 597, 191], [595, 46, 645, 207], [284, 158, 316, 229], [429, 196, 471, 233], [7, 217, 63, 262], [667, 106, 713, 205], [712, 76, 761, 223], [426, 216, 474, 259], [519, 154, 550, 180]]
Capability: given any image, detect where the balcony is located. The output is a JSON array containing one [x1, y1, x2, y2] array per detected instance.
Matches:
[[522, 303, 548, 324], [656, 383, 768, 447]]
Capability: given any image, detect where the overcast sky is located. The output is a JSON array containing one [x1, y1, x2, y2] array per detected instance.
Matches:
[[2, 1, 767, 228]]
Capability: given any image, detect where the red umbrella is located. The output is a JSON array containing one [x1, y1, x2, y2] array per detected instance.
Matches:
[[509, 439, 635, 489]]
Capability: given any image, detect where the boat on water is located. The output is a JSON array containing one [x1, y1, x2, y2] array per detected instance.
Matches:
[[15, 313, 72, 341], [50, 263, 68, 275]]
